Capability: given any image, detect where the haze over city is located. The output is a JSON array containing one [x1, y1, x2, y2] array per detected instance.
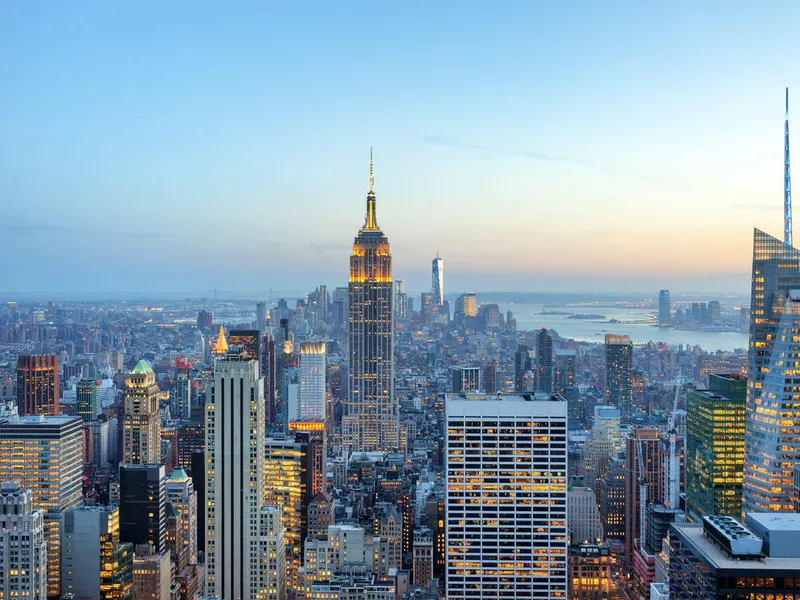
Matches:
[[3, 2, 800, 294]]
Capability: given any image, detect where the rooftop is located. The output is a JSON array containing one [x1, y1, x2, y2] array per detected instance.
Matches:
[[130, 359, 154, 375], [672, 522, 800, 572]]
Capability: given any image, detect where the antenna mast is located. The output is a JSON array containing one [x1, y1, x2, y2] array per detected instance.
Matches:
[[786, 87, 793, 246]]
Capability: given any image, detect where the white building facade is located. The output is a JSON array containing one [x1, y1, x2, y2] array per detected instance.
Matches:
[[445, 393, 568, 599]]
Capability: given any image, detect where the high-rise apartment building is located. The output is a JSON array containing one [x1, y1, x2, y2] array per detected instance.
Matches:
[[554, 349, 576, 394], [264, 434, 314, 590], [536, 328, 554, 393], [122, 360, 161, 464], [257, 301, 267, 333], [605, 334, 633, 421], [299, 342, 326, 422], [0, 482, 47, 600], [119, 464, 166, 553], [197, 310, 213, 333], [172, 360, 192, 421], [394, 280, 408, 318], [0, 415, 83, 597], [16, 354, 59, 416], [514, 345, 532, 392], [743, 229, 800, 513], [624, 428, 662, 564], [658, 290, 671, 326], [345, 153, 396, 453], [76, 378, 100, 422], [165, 467, 198, 571], [445, 393, 568, 599], [431, 253, 444, 306], [451, 366, 482, 393], [132, 546, 171, 600], [61, 505, 134, 600], [205, 349, 265, 600], [685, 374, 746, 521], [412, 527, 434, 587], [259, 505, 286, 600]]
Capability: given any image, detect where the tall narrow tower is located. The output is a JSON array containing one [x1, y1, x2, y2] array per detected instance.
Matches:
[[432, 252, 444, 306], [345, 150, 396, 453], [122, 360, 161, 465], [786, 87, 793, 246]]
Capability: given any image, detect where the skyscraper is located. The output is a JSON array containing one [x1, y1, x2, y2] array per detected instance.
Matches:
[[264, 435, 307, 591], [0, 415, 84, 597], [205, 348, 265, 600], [514, 344, 532, 392], [345, 152, 396, 453], [431, 253, 444, 306], [624, 428, 662, 565], [256, 301, 267, 333], [76, 378, 100, 422], [165, 467, 198, 571], [743, 229, 800, 513], [0, 482, 47, 600], [536, 328, 554, 393], [685, 374, 746, 521], [172, 358, 192, 421], [118, 464, 166, 553], [658, 289, 671, 326], [16, 354, 59, 416], [605, 334, 633, 421], [61, 505, 134, 600], [445, 393, 568, 599], [299, 342, 326, 422], [394, 279, 408, 318], [122, 360, 161, 464]]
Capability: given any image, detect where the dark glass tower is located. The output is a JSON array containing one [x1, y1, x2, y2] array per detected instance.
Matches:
[[536, 328, 554, 393], [118, 464, 166, 553], [605, 334, 633, 421], [345, 152, 396, 452], [743, 229, 800, 512]]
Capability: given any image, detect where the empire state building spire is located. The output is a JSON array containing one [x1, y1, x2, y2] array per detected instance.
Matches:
[[364, 148, 379, 231], [347, 150, 396, 453]]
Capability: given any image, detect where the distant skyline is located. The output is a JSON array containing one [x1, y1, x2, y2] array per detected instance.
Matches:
[[3, 2, 800, 294]]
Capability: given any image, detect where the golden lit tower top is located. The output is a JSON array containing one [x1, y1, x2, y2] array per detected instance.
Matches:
[[213, 325, 228, 355], [364, 147, 379, 231]]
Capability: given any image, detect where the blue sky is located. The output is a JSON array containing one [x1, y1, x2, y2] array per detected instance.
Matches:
[[2, 1, 799, 296]]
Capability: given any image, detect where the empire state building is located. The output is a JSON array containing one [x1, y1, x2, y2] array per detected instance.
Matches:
[[345, 151, 397, 453]]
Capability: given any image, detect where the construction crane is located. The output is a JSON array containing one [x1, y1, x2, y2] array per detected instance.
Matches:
[[637, 438, 648, 549], [666, 372, 682, 510]]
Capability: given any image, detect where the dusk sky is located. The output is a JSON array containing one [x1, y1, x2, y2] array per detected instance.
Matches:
[[2, 2, 800, 297]]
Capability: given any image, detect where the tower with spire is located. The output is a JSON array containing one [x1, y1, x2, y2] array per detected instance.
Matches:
[[432, 250, 444, 307], [785, 87, 793, 246], [344, 150, 397, 453]]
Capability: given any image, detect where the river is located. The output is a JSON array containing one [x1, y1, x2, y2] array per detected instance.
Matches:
[[499, 303, 748, 353]]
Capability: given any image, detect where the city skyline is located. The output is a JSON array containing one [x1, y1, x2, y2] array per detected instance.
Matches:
[[3, 3, 800, 294]]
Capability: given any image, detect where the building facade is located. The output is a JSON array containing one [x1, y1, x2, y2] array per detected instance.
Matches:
[[0, 482, 46, 600], [685, 374, 746, 521], [431, 254, 444, 306], [61, 505, 134, 600], [605, 334, 633, 421], [205, 349, 265, 600], [299, 342, 326, 422], [445, 393, 568, 599], [122, 360, 161, 464], [743, 229, 800, 513], [345, 154, 396, 453], [0, 415, 83, 597], [119, 464, 166, 553], [16, 354, 59, 416]]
